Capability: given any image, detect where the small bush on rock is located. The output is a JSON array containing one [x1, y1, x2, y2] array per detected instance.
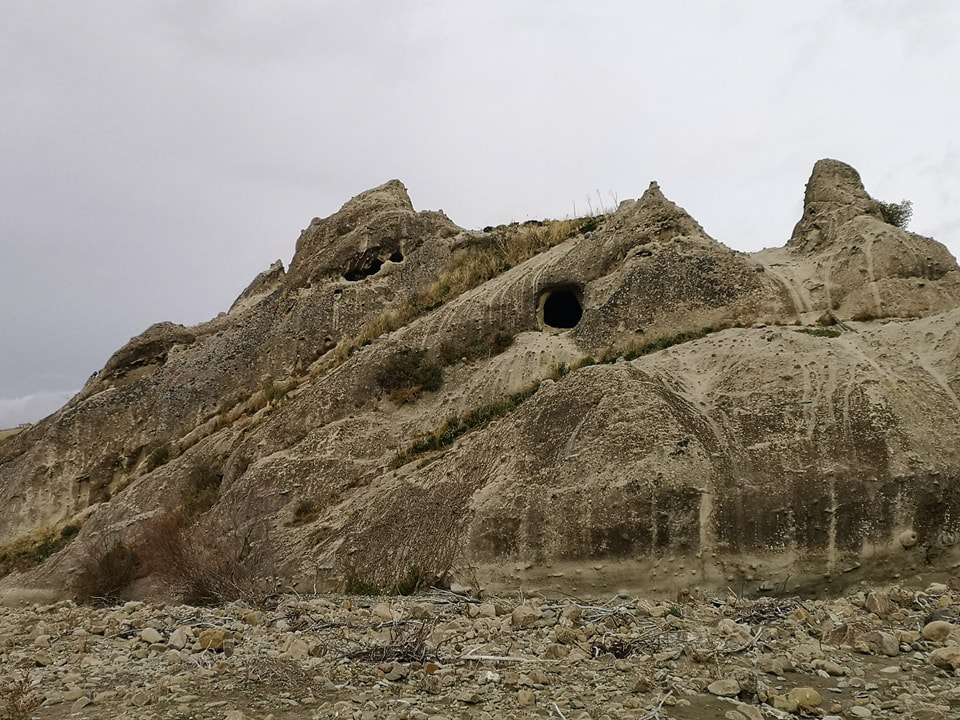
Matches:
[[878, 199, 913, 229], [182, 453, 224, 516], [376, 349, 443, 404]]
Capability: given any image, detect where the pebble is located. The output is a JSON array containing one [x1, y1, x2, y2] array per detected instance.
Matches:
[[0, 583, 955, 719]]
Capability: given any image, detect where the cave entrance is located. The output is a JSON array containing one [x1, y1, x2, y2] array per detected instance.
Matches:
[[538, 284, 583, 331]]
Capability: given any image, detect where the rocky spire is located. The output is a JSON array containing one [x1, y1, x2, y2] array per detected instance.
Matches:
[[788, 159, 883, 254]]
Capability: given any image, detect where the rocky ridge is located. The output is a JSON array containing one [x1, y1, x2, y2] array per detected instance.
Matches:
[[1, 159, 960, 602]]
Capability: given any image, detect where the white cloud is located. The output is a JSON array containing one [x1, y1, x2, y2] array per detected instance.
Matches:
[[0, 390, 77, 429]]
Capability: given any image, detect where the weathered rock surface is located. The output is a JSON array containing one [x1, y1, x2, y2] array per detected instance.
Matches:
[[2, 160, 960, 602], [1, 583, 959, 719]]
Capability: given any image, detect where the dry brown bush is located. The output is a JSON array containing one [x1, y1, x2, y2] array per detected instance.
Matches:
[[0, 673, 41, 720], [72, 536, 140, 605], [136, 510, 273, 605]]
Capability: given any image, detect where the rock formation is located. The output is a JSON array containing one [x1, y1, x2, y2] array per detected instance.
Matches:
[[2, 159, 959, 602]]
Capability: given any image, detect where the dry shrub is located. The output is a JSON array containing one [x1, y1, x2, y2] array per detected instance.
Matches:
[[72, 536, 140, 605], [345, 620, 437, 664], [0, 673, 41, 720], [136, 510, 272, 605], [244, 656, 311, 692], [0, 523, 80, 579]]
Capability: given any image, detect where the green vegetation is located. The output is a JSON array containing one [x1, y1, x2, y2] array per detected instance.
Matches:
[[182, 453, 224, 516], [143, 438, 172, 472], [0, 524, 81, 579], [795, 327, 841, 338], [878, 199, 913, 229], [290, 497, 319, 525], [619, 326, 720, 361], [344, 573, 383, 596], [389, 327, 733, 467], [391, 385, 540, 467], [376, 349, 444, 404]]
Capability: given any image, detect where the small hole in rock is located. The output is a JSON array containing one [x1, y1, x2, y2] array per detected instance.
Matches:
[[389, 251, 404, 263]]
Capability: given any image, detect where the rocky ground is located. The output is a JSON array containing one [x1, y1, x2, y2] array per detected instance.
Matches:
[[2, 581, 960, 720]]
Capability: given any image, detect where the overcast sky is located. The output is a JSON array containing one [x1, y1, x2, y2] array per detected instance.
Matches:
[[2, 1, 958, 427]]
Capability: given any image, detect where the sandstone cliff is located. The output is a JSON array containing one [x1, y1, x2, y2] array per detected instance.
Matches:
[[2, 159, 959, 602]]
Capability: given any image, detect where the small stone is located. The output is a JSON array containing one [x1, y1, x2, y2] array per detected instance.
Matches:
[[242, 610, 263, 626], [847, 706, 872, 718], [511, 605, 540, 628], [788, 687, 822, 708], [856, 630, 899, 657], [225, 712, 249, 720], [477, 603, 497, 618], [64, 689, 87, 701], [41, 692, 64, 706], [631, 676, 652, 693], [707, 679, 741, 697], [922, 621, 957, 643], [169, 627, 189, 649], [71, 696, 91, 712], [140, 627, 163, 644], [542, 643, 569, 660], [929, 646, 960, 670], [812, 659, 847, 676], [281, 634, 309, 660], [898, 530, 918, 548], [772, 694, 798, 713], [33, 634, 51, 648], [517, 689, 536, 706], [864, 592, 894, 617], [384, 664, 409, 681], [197, 628, 231, 651], [449, 582, 472, 595], [456, 690, 481, 704], [371, 603, 398, 622], [734, 705, 764, 720]]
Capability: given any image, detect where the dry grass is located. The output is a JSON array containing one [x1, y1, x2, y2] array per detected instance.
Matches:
[[0, 427, 24, 447], [0, 523, 80, 579]]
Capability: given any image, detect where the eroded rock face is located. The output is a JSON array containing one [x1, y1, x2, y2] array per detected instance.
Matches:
[[2, 160, 960, 601]]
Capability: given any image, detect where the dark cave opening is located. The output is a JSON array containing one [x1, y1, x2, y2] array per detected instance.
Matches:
[[342, 257, 384, 282], [539, 285, 584, 330]]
